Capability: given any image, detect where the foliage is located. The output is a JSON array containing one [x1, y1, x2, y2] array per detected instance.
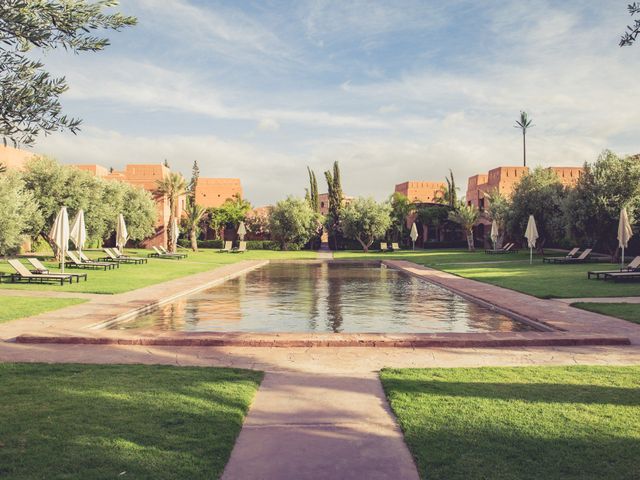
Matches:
[[448, 203, 479, 251], [620, 2, 640, 46], [388, 192, 412, 243], [183, 198, 207, 251], [0, 171, 40, 254], [0, 162, 6, 173], [0, 0, 136, 146], [209, 194, 252, 241], [155, 172, 187, 252], [21, 156, 155, 247], [306, 166, 319, 212], [324, 161, 343, 249], [188, 160, 199, 202], [563, 151, 640, 256], [485, 189, 510, 247], [416, 205, 450, 242], [341, 197, 392, 253], [269, 196, 319, 250], [514, 110, 534, 166], [245, 207, 272, 238], [507, 167, 566, 252], [441, 169, 457, 209]]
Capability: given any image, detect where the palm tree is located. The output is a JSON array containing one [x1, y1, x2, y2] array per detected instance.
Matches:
[[514, 111, 534, 167], [448, 203, 480, 251], [442, 169, 457, 209], [0, 162, 6, 173], [184, 199, 206, 252], [155, 172, 187, 252]]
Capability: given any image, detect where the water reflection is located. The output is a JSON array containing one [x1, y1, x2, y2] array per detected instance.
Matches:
[[112, 263, 533, 333]]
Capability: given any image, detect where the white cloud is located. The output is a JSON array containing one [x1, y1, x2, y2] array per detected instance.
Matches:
[[258, 118, 280, 131]]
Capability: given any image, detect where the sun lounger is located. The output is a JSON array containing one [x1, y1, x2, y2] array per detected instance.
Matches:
[[8, 259, 86, 284], [543, 247, 581, 263], [26, 257, 50, 274], [149, 246, 184, 260], [158, 246, 187, 258], [544, 248, 593, 264], [391, 242, 400, 251], [231, 241, 247, 253], [588, 256, 640, 279], [64, 251, 117, 271], [218, 241, 233, 253], [379, 242, 390, 252], [77, 251, 119, 269], [485, 243, 516, 254], [100, 248, 146, 264], [603, 270, 640, 282], [109, 248, 148, 264]]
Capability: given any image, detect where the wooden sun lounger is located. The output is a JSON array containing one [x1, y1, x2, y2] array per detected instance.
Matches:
[[379, 242, 390, 252], [109, 248, 148, 264], [65, 251, 117, 271], [485, 243, 516, 254], [603, 270, 640, 282], [391, 242, 400, 251], [231, 241, 247, 253], [543, 247, 581, 263], [8, 259, 86, 284], [544, 248, 593, 264], [159, 246, 187, 258], [218, 241, 233, 253], [77, 251, 119, 269], [588, 256, 640, 279], [100, 248, 146, 264], [149, 246, 184, 260]]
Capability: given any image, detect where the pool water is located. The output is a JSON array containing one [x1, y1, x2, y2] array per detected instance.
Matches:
[[109, 263, 533, 333]]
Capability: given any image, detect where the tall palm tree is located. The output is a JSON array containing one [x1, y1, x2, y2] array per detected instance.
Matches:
[[514, 111, 534, 167], [183, 199, 206, 252], [155, 172, 187, 252], [448, 203, 480, 251]]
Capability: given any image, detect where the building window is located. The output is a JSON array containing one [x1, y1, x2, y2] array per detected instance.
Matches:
[[479, 198, 485, 211], [321, 202, 325, 208]]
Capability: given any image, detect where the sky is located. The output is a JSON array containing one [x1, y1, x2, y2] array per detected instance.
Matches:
[[31, 0, 640, 206]]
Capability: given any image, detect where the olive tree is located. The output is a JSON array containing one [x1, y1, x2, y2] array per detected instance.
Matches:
[[506, 167, 567, 253], [0, 172, 41, 254], [563, 151, 640, 257], [341, 197, 392, 253], [269, 197, 318, 250]]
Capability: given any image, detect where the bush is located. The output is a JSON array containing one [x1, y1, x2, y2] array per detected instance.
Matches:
[[177, 239, 281, 250]]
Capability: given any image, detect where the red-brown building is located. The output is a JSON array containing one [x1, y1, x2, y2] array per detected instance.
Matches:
[[394, 181, 446, 203], [195, 178, 243, 208]]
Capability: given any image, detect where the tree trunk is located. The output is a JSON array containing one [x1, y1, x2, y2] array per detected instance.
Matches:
[[523, 132, 527, 167], [190, 230, 198, 252], [466, 229, 475, 251], [356, 236, 369, 253]]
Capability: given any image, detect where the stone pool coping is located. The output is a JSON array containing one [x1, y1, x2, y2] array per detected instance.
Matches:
[[4, 259, 637, 348]]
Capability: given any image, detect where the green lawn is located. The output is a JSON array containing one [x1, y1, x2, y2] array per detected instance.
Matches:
[[381, 366, 640, 480], [572, 302, 640, 324], [335, 249, 640, 298], [0, 249, 318, 294], [0, 363, 263, 480], [0, 296, 87, 324]]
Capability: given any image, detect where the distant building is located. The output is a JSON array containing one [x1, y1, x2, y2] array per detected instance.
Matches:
[[0, 144, 36, 170], [466, 166, 584, 210], [394, 181, 446, 204], [195, 178, 243, 208], [318, 193, 354, 216]]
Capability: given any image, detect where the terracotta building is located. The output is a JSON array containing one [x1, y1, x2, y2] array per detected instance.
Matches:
[[195, 178, 243, 208], [466, 166, 584, 210], [318, 193, 354, 216], [394, 181, 446, 203], [0, 144, 36, 170]]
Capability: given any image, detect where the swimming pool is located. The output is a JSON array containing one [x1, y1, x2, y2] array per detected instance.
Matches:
[[108, 262, 533, 333]]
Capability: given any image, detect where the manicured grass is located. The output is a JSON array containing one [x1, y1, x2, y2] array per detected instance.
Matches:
[[335, 249, 640, 298], [0, 296, 87, 324], [0, 363, 263, 480], [0, 249, 318, 294], [381, 366, 640, 480], [572, 302, 640, 324]]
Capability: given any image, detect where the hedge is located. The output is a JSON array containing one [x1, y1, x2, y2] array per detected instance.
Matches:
[[177, 239, 280, 250]]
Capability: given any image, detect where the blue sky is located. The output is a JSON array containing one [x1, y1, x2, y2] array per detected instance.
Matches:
[[34, 0, 640, 206]]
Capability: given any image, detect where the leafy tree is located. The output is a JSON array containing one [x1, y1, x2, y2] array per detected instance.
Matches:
[[155, 172, 187, 252], [307, 166, 319, 212], [0, 171, 40, 254], [388, 192, 412, 243], [416, 204, 449, 242], [563, 151, 640, 257], [448, 203, 480, 251], [0, 0, 136, 146], [188, 160, 199, 202], [209, 194, 251, 241], [514, 111, 534, 167], [341, 197, 392, 252], [269, 196, 318, 250], [324, 161, 343, 249], [0, 162, 6, 173], [121, 184, 156, 243], [485, 189, 510, 248], [183, 198, 206, 252], [245, 207, 272, 238], [507, 167, 566, 253], [620, 2, 640, 46], [441, 169, 457, 209]]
